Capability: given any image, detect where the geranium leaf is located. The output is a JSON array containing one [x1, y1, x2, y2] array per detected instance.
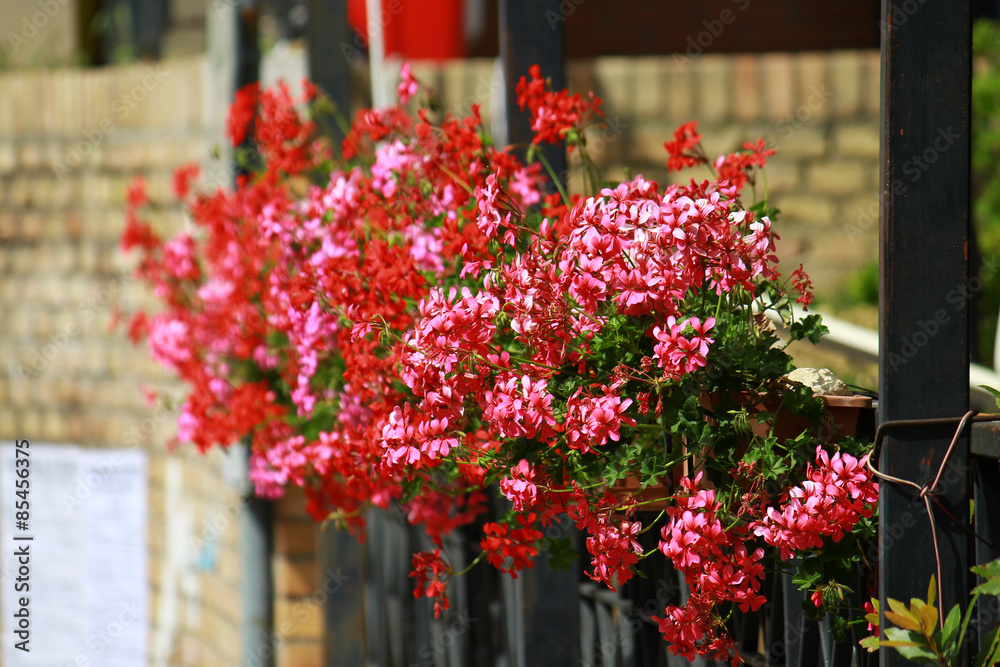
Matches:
[[544, 537, 577, 572], [972, 558, 1000, 595], [788, 313, 829, 344]]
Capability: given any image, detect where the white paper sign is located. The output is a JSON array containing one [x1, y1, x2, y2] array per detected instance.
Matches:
[[1, 443, 148, 667]]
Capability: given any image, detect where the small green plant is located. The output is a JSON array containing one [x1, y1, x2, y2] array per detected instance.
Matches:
[[972, 19, 1000, 364], [90, 1, 137, 65], [862, 558, 1000, 665], [844, 260, 879, 308]]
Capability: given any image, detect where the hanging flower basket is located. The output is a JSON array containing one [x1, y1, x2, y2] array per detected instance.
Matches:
[[120, 65, 879, 664]]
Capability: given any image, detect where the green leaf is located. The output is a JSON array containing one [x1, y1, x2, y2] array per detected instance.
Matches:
[[788, 313, 829, 344], [884, 628, 942, 664], [977, 384, 1000, 410], [860, 635, 882, 653], [791, 562, 822, 591], [893, 645, 944, 664], [974, 625, 1000, 667], [972, 558, 1000, 587], [544, 537, 577, 572], [972, 578, 1000, 597], [887, 597, 923, 632], [940, 604, 962, 653]]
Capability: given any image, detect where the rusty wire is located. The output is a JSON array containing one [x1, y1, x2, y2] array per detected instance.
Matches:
[[866, 411, 1000, 627]]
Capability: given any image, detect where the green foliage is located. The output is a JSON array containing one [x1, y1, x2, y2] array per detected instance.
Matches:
[[788, 313, 830, 345], [864, 558, 1000, 666], [978, 383, 1000, 411], [843, 261, 879, 307], [972, 19, 1000, 363], [543, 536, 578, 572]]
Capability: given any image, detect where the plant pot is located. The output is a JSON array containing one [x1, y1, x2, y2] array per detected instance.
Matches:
[[608, 393, 873, 512], [728, 392, 873, 445]]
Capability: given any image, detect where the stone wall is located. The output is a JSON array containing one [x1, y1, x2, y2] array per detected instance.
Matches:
[[0, 48, 881, 667], [0, 0, 80, 69]]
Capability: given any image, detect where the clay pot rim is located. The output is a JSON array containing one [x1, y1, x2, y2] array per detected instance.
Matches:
[[820, 394, 873, 409]]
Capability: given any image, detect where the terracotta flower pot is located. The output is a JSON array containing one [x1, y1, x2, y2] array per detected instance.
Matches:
[[721, 392, 873, 446]]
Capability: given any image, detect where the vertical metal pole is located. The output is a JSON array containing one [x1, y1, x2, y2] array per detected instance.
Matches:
[[499, 0, 567, 191], [305, 4, 367, 664], [233, 7, 273, 665], [235, 1, 261, 182], [319, 523, 367, 666], [878, 1, 972, 665], [307, 0, 352, 146], [497, 4, 577, 663]]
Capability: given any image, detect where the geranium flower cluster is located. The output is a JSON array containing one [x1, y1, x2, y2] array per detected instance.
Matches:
[[751, 446, 879, 560], [654, 473, 766, 661], [122, 66, 874, 665]]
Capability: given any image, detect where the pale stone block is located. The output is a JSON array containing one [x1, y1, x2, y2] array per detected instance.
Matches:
[[275, 598, 324, 640], [732, 55, 761, 122], [827, 51, 863, 119], [630, 57, 663, 119], [761, 53, 795, 119], [774, 194, 837, 226], [273, 555, 318, 598], [862, 51, 881, 117], [276, 640, 324, 667], [594, 57, 632, 120], [795, 53, 829, 121], [773, 126, 827, 160], [692, 55, 732, 124], [806, 160, 876, 196], [835, 122, 880, 159]]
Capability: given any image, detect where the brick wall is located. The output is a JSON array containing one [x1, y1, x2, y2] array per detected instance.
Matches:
[[0, 0, 79, 69], [0, 48, 880, 667], [0, 55, 251, 666], [272, 488, 323, 667]]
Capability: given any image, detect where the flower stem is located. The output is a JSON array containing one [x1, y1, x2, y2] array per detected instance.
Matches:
[[537, 150, 571, 206]]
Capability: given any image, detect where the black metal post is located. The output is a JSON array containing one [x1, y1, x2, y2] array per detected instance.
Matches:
[[499, 0, 567, 191], [320, 523, 366, 666], [235, 1, 261, 182], [307, 0, 352, 148], [497, 4, 577, 663], [878, 1, 972, 665], [518, 515, 581, 667]]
